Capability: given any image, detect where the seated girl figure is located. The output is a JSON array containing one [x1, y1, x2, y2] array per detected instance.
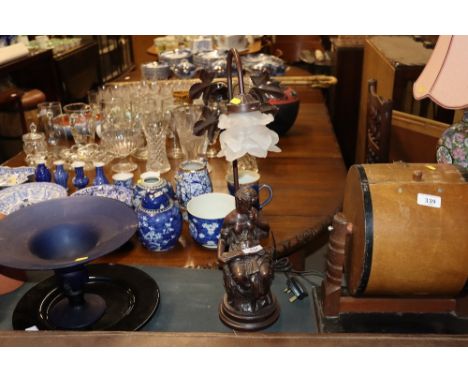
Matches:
[[217, 187, 274, 313]]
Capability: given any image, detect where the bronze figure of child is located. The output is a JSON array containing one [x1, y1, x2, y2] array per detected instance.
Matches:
[[217, 187, 280, 330]]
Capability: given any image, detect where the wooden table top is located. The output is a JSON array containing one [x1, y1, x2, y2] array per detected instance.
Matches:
[[2, 85, 346, 270]]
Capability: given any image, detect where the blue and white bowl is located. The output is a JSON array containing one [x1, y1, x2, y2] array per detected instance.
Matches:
[[159, 48, 193, 66], [242, 54, 286, 76], [0, 166, 35, 188], [187, 192, 235, 249], [193, 50, 226, 68], [172, 59, 197, 79], [141, 61, 171, 81], [71, 184, 133, 208], [0, 182, 67, 215]]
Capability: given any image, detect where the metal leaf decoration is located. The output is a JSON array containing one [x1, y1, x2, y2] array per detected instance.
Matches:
[[189, 70, 229, 140], [193, 109, 219, 141], [249, 70, 285, 102], [202, 82, 228, 105], [189, 69, 228, 103]]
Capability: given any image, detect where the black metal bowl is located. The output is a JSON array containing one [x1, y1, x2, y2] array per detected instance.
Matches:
[[267, 99, 300, 136]]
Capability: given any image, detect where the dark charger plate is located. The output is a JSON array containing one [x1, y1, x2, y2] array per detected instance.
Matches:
[[13, 264, 160, 331]]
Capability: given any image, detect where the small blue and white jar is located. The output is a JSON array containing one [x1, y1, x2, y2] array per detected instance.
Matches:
[[72, 161, 89, 190], [92, 161, 110, 186], [137, 189, 183, 252], [53, 160, 68, 190], [133, 171, 175, 209], [112, 172, 134, 190], [35, 159, 51, 182], [175, 160, 213, 217]]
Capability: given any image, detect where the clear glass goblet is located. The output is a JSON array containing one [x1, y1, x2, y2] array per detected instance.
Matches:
[[63, 103, 95, 145], [37, 101, 63, 159], [101, 127, 144, 173]]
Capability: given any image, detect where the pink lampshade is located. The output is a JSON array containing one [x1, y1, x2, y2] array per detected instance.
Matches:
[[413, 35, 468, 110]]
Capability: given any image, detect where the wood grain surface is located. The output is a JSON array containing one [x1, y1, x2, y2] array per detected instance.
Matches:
[[2, 85, 347, 270]]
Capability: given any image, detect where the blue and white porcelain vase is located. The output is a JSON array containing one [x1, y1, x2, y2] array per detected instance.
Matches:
[[112, 172, 134, 190], [133, 171, 175, 209], [72, 161, 89, 190], [35, 160, 51, 182], [175, 160, 213, 216], [137, 189, 183, 252], [92, 161, 110, 186], [53, 160, 68, 190]]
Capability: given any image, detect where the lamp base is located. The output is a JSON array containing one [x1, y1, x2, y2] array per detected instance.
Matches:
[[49, 293, 106, 330], [12, 264, 160, 331], [219, 294, 280, 331]]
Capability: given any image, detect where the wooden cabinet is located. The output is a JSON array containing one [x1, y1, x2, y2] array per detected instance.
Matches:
[[93, 36, 134, 82], [1, 49, 60, 101], [327, 37, 365, 168], [54, 40, 100, 103], [355, 36, 453, 163]]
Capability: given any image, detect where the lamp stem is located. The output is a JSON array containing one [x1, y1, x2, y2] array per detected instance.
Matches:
[[226, 48, 244, 204], [233, 159, 239, 191], [226, 49, 245, 98]]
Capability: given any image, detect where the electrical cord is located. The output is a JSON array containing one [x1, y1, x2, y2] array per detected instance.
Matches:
[[271, 230, 325, 301], [273, 257, 324, 280], [273, 257, 324, 302]]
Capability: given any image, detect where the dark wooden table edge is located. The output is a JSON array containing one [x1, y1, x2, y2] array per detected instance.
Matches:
[[0, 331, 467, 346]]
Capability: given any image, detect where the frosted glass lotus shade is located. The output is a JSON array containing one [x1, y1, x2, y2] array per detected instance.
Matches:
[[217, 111, 281, 162]]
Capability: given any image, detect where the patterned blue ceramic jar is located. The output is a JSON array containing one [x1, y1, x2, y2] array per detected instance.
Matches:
[[53, 160, 68, 190], [175, 160, 213, 216], [35, 160, 51, 182], [137, 189, 183, 252], [132, 171, 175, 209], [112, 172, 134, 190], [72, 161, 89, 190], [92, 161, 110, 186]]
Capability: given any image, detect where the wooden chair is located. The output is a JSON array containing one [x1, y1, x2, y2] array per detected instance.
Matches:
[[0, 87, 46, 162], [390, 110, 449, 163], [0, 88, 46, 134], [365, 79, 393, 163]]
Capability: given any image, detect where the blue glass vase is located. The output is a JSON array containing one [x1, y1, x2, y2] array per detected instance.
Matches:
[[35, 160, 51, 182], [92, 162, 110, 186], [72, 161, 89, 190], [53, 160, 68, 190]]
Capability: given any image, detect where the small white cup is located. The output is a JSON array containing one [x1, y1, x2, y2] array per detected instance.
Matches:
[[112, 172, 134, 189]]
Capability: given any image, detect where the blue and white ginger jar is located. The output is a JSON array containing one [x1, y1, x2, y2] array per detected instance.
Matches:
[[137, 189, 182, 252], [133, 174, 175, 209]]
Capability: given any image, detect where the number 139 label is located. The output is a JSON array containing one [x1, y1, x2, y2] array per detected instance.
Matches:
[[417, 193, 442, 208]]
